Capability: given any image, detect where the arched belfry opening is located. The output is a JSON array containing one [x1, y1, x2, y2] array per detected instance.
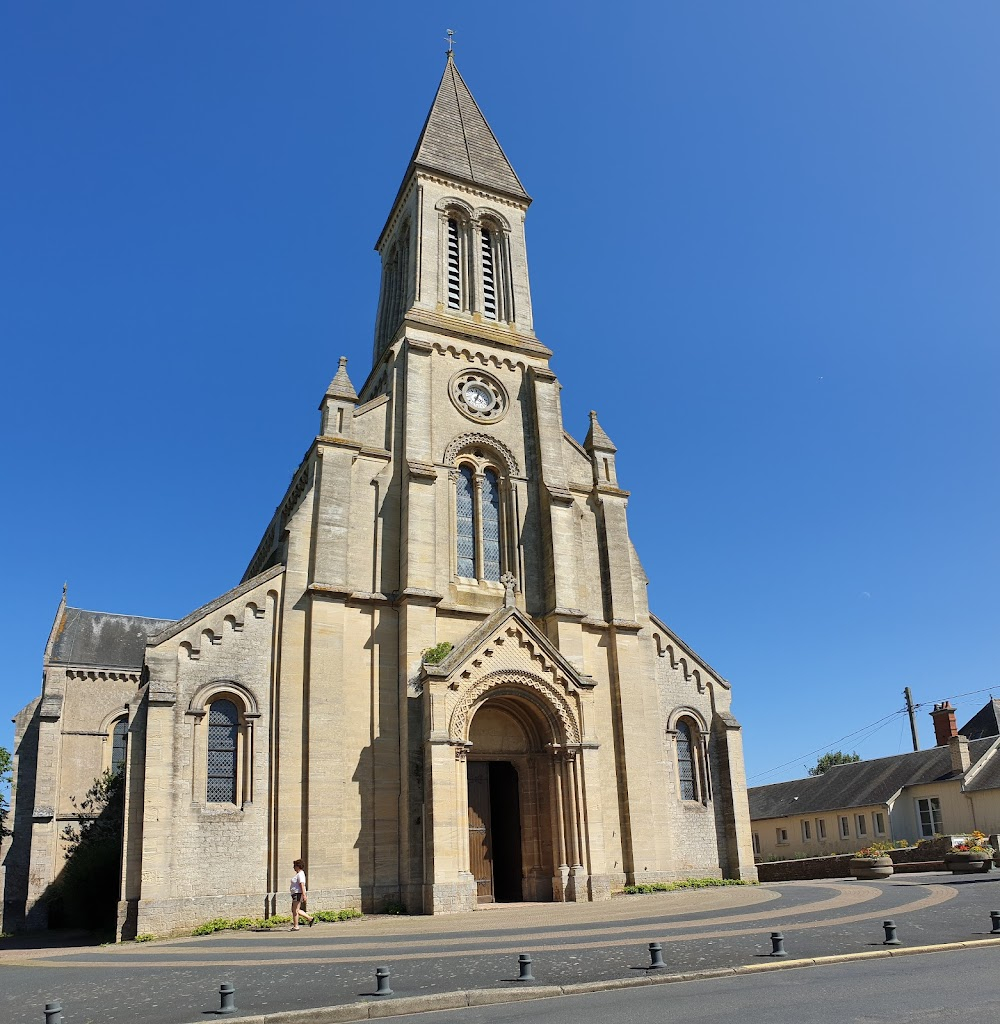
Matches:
[[461, 685, 573, 904]]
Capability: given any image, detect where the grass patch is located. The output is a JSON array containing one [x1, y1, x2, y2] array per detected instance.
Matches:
[[133, 933, 156, 942], [621, 877, 758, 895], [192, 908, 362, 936]]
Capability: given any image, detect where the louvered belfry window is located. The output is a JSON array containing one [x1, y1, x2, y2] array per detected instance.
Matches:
[[481, 228, 497, 320], [676, 721, 697, 801], [111, 718, 128, 774], [482, 469, 501, 580], [447, 218, 462, 309], [207, 699, 239, 803], [456, 466, 476, 578]]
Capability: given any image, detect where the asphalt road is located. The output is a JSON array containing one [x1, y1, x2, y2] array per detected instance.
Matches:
[[4, 875, 1000, 1024], [397, 947, 1000, 1024]]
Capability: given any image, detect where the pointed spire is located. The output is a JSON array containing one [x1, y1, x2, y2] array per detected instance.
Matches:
[[405, 53, 529, 202], [584, 410, 617, 453], [325, 356, 358, 402]]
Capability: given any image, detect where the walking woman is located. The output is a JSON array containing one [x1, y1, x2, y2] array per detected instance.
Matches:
[[290, 858, 315, 930]]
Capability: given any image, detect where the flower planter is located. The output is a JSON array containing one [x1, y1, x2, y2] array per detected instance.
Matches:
[[849, 856, 894, 880], [944, 851, 993, 874]]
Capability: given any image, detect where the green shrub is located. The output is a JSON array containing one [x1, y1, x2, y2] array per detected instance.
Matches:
[[192, 908, 361, 935], [134, 934, 155, 943], [621, 877, 758, 895], [422, 642, 454, 665]]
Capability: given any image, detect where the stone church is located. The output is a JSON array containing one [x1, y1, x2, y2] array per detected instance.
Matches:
[[3, 55, 756, 938]]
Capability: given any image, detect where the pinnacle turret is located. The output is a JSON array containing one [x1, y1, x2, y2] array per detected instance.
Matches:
[[325, 356, 358, 402], [584, 410, 617, 453]]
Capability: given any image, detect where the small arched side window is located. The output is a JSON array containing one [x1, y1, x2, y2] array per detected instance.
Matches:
[[481, 227, 497, 320], [207, 699, 239, 803], [110, 718, 128, 774], [675, 718, 710, 804]]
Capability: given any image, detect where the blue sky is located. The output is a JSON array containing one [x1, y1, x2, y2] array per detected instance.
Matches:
[[2, 2, 997, 786]]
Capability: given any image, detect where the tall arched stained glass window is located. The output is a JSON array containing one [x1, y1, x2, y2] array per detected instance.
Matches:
[[456, 466, 476, 579], [207, 699, 239, 803], [482, 469, 501, 581], [111, 718, 128, 774], [676, 721, 697, 801]]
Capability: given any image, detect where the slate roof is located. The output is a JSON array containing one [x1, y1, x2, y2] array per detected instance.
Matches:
[[406, 53, 529, 202], [748, 739, 997, 819], [48, 606, 175, 670], [959, 699, 1000, 741]]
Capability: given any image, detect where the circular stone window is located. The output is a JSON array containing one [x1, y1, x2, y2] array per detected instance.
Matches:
[[449, 370, 508, 422]]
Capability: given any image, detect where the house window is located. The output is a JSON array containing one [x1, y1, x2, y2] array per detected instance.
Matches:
[[207, 699, 239, 803], [801, 820, 811, 842], [874, 812, 886, 836], [110, 718, 128, 774], [839, 815, 850, 840], [752, 832, 761, 856], [856, 814, 867, 837], [777, 827, 789, 845], [816, 818, 827, 841], [916, 797, 943, 838]]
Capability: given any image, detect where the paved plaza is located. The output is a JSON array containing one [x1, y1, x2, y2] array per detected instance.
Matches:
[[4, 874, 1000, 1024]]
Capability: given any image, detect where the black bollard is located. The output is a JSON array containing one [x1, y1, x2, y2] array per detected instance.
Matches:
[[218, 983, 237, 1015], [517, 954, 535, 982], [43, 1002, 63, 1024], [374, 966, 393, 996], [648, 942, 665, 969], [769, 932, 787, 957], [882, 920, 900, 946], [991, 911, 1000, 936]]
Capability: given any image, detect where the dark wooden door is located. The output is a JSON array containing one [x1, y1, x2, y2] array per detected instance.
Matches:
[[467, 761, 494, 903]]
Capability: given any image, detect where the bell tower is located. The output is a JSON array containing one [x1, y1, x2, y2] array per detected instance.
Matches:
[[371, 52, 541, 365]]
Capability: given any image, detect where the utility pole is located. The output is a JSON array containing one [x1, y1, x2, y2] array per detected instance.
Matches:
[[904, 687, 920, 751]]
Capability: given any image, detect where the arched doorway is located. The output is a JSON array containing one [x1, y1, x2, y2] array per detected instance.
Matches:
[[465, 695, 557, 904]]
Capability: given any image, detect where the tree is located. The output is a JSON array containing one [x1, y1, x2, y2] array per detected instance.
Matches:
[[809, 750, 861, 776], [0, 745, 11, 839]]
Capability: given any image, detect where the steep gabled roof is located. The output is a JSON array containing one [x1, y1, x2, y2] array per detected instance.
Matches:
[[959, 699, 1000, 741], [748, 739, 996, 819], [48, 606, 175, 670], [406, 53, 529, 203]]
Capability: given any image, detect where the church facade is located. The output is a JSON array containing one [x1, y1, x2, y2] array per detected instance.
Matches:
[[3, 56, 756, 939]]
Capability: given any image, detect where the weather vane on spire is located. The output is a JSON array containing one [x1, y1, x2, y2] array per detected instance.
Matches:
[[445, 28, 455, 54]]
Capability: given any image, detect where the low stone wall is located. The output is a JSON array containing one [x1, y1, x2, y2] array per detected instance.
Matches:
[[756, 842, 952, 882], [756, 855, 853, 882]]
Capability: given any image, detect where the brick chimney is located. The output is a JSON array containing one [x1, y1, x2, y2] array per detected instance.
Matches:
[[950, 734, 971, 774], [931, 701, 958, 746]]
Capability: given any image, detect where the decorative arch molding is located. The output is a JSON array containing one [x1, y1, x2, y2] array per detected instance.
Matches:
[[443, 432, 520, 476], [431, 341, 527, 374], [473, 206, 512, 232], [434, 196, 476, 218], [186, 679, 261, 719], [450, 668, 581, 746], [97, 705, 129, 735], [665, 705, 709, 734]]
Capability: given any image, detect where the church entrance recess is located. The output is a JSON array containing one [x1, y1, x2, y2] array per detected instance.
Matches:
[[468, 760, 523, 903]]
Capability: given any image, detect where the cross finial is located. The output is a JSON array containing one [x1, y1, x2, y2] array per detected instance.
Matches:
[[445, 28, 455, 54], [500, 571, 517, 608]]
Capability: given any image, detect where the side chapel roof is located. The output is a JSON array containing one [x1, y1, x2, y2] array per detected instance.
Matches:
[[48, 606, 175, 671]]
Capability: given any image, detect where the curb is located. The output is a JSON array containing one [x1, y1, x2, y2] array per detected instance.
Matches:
[[213, 937, 1000, 1023]]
